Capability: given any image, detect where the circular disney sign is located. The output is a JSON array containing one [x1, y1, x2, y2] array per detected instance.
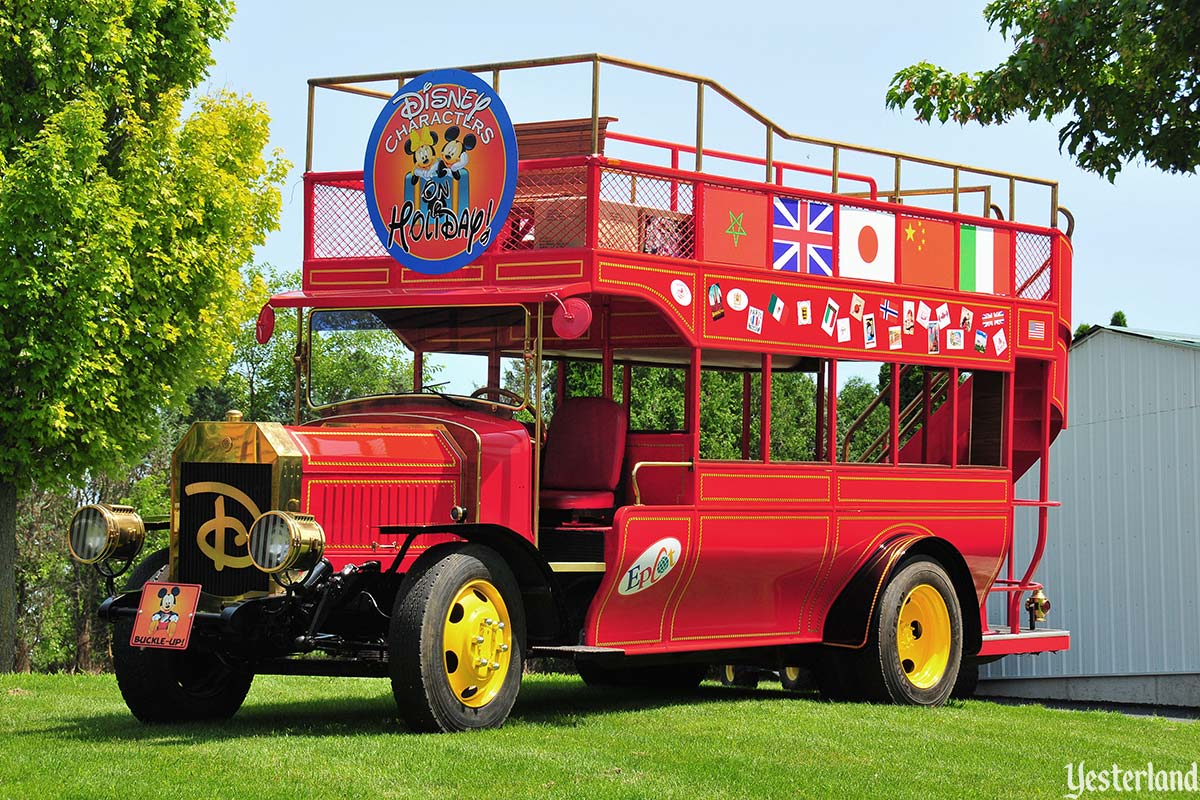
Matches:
[[364, 69, 519, 274]]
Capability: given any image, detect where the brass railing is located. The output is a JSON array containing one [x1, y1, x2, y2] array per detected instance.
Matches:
[[305, 54, 1061, 228], [856, 371, 952, 464]]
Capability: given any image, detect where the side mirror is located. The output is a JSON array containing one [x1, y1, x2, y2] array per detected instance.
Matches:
[[551, 297, 592, 340], [255, 304, 276, 344]]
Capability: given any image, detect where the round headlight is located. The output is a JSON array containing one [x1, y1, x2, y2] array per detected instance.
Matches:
[[248, 511, 325, 575], [68, 504, 146, 564]]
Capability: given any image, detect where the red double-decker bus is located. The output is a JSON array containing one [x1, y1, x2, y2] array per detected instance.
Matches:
[[69, 56, 1071, 732]]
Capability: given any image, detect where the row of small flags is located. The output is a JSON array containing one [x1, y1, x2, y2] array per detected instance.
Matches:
[[708, 190, 1017, 297]]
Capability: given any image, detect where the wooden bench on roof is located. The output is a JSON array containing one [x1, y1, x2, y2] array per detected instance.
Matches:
[[515, 117, 617, 159], [508, 116, 690, 254]]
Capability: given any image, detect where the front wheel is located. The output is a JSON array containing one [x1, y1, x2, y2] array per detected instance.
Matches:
[[112, 548, 254, 723], [858, 557, 963, 706], [389, 544, 525, 732]]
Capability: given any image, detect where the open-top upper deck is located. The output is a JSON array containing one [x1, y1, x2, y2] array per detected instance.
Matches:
[[280, 54, 1072, 380]]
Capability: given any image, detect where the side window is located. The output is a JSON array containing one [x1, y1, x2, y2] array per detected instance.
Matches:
[[699, 365, 761, 460], [896, 364, 953, 466], [965, 369, 1005, 466], [837, 360, 892, 463], [627, 366, 686, 433], [770, 360, 832, 463]]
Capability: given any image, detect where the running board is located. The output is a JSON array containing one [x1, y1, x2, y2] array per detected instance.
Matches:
[[529, 645, 625, 660], [978, 626, 1070, 657]]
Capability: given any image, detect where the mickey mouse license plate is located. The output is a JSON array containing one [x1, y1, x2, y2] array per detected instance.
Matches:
[[130, 582, 202, 650]]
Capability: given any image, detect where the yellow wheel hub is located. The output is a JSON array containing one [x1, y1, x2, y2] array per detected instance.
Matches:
[[783, 666, 802, 682], [442, 579, 511, 708], [896, 583, 951, 690]]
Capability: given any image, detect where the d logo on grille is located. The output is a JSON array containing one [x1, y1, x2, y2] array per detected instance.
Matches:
[[184, 482, 263, 572]]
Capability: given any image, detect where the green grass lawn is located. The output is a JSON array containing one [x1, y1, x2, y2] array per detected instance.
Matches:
[[0, 672, 1196, 799]]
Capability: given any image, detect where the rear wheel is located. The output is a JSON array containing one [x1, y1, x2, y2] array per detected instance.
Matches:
[[857, 557, 962, 705], [717, 664, 760, 688], [780, 665, 810, 691], [389, 544, 525, 732], [112, 548, 254, 723]]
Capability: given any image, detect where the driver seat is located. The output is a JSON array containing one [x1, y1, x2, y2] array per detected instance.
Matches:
[[540, 397, 628, 511]]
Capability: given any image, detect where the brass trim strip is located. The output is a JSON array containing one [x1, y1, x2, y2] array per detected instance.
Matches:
[[548, 562, 606, 573]]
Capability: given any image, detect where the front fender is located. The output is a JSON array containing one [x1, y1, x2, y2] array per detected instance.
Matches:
[[386, 523, 567, 645]]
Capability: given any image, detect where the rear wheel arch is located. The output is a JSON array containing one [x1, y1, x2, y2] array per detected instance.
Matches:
[[822, 533, 980, 655]]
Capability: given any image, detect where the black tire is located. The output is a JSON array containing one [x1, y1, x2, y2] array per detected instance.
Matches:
[[717, 664, 760, 688], [577, 659, 708, 690], [780, 665, 811, 691], [951, 659, 980, 699], [112, 548, 254, 723], [855, 557, 963, 706], [389, 544, 525, 732]]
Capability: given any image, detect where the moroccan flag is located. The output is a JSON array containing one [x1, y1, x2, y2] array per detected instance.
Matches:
[[702, 186, 769, 268], [899, 216, 955, 289], [838, 207, 896, 283], [959, 225, 1012, 294]]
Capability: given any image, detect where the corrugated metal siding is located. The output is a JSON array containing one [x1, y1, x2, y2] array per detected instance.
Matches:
[[983, 330, 1200, 679]]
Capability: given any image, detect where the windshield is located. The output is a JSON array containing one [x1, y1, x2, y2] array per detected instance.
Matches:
[[307, 305, 532, 409]]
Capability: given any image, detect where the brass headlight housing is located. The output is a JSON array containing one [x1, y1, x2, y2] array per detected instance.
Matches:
[[248, 511, 325, 576], [68, 504, 146, 565]]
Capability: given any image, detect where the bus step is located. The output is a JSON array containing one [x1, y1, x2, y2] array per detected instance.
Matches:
[[978, 625, 1070, 657]]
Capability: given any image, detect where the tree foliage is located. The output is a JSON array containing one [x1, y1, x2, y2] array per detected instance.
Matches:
[[1073, 310, 1130, 342], [0, 2, 287, 670], [885, 1, 1200, 180]]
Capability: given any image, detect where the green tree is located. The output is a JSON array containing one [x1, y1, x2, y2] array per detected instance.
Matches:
[[837, 377, 890, 462], [885, 1, 1200, 180], [1073, 310, 1129, 342], [0, 4, 288, 670]]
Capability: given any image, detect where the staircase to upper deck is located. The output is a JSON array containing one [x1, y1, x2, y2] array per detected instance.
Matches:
[[881, 358, 1064, 482]]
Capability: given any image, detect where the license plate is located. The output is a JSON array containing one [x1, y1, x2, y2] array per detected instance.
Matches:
[[131, 582, 202, 650]]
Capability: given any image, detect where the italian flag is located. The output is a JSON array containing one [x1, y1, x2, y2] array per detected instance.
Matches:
[[959, 225, 1012, 294]]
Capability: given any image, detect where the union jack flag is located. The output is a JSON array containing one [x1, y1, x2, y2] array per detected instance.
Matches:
[[773, 197, 833, 275]]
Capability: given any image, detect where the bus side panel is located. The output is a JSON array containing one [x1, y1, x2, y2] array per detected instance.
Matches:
[[586, 506, 695, 649], [666, 513, 831, 646], [808, 512, 1010, 632]]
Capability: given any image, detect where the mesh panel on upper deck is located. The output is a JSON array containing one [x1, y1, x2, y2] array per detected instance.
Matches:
[[1015, 231, 1053, 300], [500, 165, 589, 251], [311, 179, 387, 259], [598, 168, 695, 258]]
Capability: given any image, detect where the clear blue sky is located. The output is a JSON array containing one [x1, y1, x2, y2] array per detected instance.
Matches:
[[206, 0, 1197, 337]]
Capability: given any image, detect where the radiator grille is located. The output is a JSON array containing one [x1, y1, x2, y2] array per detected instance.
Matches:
[[178, 462, 272, 597]]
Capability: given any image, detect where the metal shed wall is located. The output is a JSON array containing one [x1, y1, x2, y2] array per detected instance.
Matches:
[[983, 329, 1200, 680]]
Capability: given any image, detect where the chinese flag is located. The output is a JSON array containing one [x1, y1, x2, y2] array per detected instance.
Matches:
[[899, 215, 955, 289], [702, 186, 769, 268]]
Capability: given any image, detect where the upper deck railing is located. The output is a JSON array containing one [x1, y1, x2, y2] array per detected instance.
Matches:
[[306, 151, 1062, 304], [306, 54, 1067, 229]]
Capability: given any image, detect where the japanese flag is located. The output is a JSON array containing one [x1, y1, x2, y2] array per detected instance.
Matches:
[[839, 207, 896, 283]]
